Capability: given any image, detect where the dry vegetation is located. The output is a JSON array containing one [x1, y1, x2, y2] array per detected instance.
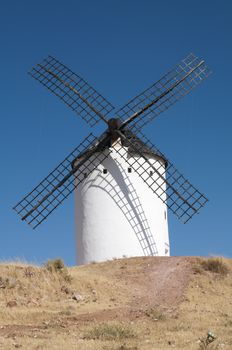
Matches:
[[0, 256, 231, 349]]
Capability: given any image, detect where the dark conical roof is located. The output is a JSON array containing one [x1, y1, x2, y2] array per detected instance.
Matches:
[[74, 129, 167, 166], [120, 129, 167, 165]]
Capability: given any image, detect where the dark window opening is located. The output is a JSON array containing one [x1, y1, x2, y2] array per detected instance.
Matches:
[[150, 171, 154, 176], [84, 173, 87, 178], [128, 167, 132, 173], [103, 169, 108, 174], [164, 211, 166, 220]]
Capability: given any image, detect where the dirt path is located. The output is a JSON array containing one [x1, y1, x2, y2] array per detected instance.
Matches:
[[65, 256, 194, 323], [141, 256, 193, 306]]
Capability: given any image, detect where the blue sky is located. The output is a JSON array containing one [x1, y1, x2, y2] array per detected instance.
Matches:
[[0, 0, 231, 265]]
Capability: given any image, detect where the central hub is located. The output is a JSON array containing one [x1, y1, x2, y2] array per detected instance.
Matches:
[[107, 118, 122, 146], [107, 118, 122, 132]]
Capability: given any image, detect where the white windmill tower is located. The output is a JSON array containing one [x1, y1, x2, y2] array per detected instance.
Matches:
[[74, 132, 169, 264], [14, 53, 210, 265]]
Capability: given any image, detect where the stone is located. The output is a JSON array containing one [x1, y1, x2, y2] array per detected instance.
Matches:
[[72, 293, 85, 302]]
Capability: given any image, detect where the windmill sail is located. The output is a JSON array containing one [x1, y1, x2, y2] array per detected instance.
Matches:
[[117, 53, 211, 133], [13, 133, 110, 228], [116, 130, 208, 223], [29, 56, 114, 126]]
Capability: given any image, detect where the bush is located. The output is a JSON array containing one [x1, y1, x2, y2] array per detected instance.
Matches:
[[44, 258, 72, 282], [200, 258, 229, 276], [44, 258, 65, 272], [145, 307, 166, 321], [198, 331, 218, 349], [0, 276, 18, 289], [84, 322, 136, 341]]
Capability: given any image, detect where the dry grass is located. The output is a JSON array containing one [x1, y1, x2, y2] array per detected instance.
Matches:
[[84, 322, 136, 341], [200, 257, 229, 275], [0, 257, 231, 349], [192, 257, 230, 276]]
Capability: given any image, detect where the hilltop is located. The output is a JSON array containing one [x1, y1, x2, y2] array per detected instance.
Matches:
[[0, 256, 231, 349]]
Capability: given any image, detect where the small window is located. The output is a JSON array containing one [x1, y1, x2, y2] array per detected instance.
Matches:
[[103, 169, 108, 174], [128, 167, 132, 173], [84, 173, 87, 178], [150, 171, 154, 176], [164, 211, 167, 220]]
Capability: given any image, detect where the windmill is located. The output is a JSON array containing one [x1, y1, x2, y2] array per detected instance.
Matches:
[[14, 53, 211, 265]]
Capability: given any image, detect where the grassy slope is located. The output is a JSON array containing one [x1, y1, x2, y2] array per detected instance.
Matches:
[[0, 257, 231, 350]]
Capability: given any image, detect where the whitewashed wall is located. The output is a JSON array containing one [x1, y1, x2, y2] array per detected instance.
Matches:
[[74, 146, 169, 265]]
